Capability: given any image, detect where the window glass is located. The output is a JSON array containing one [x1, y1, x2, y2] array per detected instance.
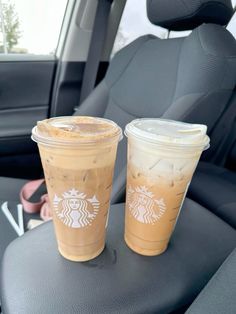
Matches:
[[0, 0, 68, 55], [227, 12, 236, 38], [112, 0, 167, 56], [112, 0, 236, 56]]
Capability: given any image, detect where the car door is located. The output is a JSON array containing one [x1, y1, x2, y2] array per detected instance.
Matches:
[[0, 0, 70, 179], [0, 0, 126, 180]]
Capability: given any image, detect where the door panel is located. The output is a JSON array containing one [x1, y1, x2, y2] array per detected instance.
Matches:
[[0, 60, 56, 179], [0, 106, 48, 138], [50, 61, 109, 117], [0, 60, 55, 110]]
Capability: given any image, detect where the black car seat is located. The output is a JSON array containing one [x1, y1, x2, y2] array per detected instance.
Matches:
[[186, 247, 236, 314], [1, 1, 236, 311], [189, 159, 236, 228], [75, 1, 236, 204], [188, 87, 236, 228], [1, 200, 236, 314], [0, 1, 236, 214]]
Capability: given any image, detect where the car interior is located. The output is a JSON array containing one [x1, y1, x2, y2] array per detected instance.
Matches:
[[0, 0, 236, 313]]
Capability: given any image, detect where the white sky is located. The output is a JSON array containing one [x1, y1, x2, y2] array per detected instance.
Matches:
[[1, 0, 236, 55], [119, 0, 167, 40], [11, 0, 68, 54]]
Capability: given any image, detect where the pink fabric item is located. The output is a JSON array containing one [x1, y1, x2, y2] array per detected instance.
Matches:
[[20, 179, 52, 221]]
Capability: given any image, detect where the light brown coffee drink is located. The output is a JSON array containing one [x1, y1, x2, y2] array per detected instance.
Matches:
[[125, 119, 209, 256], [32, 116, 122, 262]]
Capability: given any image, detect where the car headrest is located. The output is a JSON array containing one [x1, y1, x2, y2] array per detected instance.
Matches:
[[146, 0, 234, 31]]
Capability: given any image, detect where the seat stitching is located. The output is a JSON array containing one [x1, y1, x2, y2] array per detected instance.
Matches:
[[197, 26, 236, 59], [181, 0, 191, 11], [170, 37, 185, 103], [189, 249, 236, 309], [107, 94, 140, 118], [217, 202, 236, 210], [174, 92, 209, 120], [109, 36, 155, 89]]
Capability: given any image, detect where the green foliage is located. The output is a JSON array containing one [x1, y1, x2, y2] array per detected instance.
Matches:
[[1, 1, 21, 52]]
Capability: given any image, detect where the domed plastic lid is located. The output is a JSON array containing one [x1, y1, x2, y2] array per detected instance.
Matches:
[[125, 118, 210, 150], [32, 116, 123, 146]]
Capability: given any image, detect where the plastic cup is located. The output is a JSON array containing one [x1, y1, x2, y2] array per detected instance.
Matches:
[[124, 118, 210, 256], [32, 116, 122, 262]]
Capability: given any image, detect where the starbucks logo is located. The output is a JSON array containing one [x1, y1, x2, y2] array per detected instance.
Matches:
[[127, 186, 166, 224], [53, 188, 100, 228]]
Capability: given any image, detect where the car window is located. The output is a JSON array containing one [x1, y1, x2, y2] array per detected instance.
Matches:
[[112, 0, 236, 56], [0, 0, 68, 55], [112, 0, 195, 57], [227, 11, 236, 38], [112, 0, 168, 56]]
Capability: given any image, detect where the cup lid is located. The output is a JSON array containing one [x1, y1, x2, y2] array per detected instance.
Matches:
[[125, 118, 210, 150], [32, 116, 123, 146]]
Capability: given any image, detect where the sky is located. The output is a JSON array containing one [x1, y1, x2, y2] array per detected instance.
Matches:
[[1, 0, 236, 55], [8, 0, 68, 54]]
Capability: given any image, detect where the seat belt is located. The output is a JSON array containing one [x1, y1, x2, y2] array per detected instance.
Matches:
[[79, 0, 113, 104], [206, 92, 236, 166]]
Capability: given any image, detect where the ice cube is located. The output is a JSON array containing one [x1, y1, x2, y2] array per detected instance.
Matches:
[[154, 159, 174, 174]]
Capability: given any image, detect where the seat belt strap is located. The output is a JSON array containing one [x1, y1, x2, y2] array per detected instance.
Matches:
[[79, 0, 113, 104]]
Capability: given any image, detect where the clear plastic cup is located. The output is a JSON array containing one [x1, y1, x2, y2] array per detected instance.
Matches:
[[124, 118, 210, 256], [32, 116, 122, 262]]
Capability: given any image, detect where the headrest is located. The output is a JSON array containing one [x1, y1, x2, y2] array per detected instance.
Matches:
[[146, 0, 234, 31]]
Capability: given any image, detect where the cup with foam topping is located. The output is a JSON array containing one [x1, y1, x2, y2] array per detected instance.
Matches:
[[32, 116, 122, 262], [124, 118, 210, 256]]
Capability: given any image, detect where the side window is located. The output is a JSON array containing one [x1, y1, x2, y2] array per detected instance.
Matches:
[[112, 0, 167, 56], [0, 0, 68, 55], [227, 0, 236, 38]]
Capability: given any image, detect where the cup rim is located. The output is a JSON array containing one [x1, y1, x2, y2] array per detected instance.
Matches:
[[32, 116, 123, 147], [125, 118, 210, 151]]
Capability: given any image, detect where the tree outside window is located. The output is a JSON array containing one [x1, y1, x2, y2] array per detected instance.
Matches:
[[0, 0, 21, 53]]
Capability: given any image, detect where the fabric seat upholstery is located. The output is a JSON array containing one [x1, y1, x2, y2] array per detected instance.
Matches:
[[76, 21, 236, 203], [0, 0, 235, 253], [0, 177, 28, 203], [1, 0, 236, 311], [1, 199, 236, 314], [1, 0, 235, 205], [186, 248, 236, 314], [189, 161, 236, 228]]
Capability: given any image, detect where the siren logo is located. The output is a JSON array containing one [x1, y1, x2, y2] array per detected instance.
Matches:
[[127, 186, 166, 224], [53, 188, 100, 228]]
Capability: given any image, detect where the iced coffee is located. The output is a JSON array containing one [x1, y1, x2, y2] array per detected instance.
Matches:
[[32, 116, 122, 262], [125, 119, 209, 256]]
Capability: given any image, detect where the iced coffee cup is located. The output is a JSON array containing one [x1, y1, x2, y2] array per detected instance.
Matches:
[[124, 119, 209, 256], [32, 116, 122, 262]]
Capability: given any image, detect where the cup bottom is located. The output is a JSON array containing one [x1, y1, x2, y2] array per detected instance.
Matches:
[[58, 244, 105, 262], [125, 233, 168, 256]]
